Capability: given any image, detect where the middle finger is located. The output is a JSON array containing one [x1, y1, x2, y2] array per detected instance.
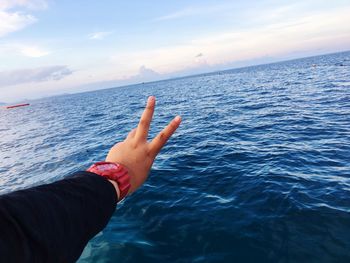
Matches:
[[135, 96, 155, 141]]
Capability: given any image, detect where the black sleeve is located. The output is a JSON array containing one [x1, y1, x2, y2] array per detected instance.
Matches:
[[0, 171, 117, 263]]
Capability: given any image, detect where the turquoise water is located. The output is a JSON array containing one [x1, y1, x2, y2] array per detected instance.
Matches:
[[1, 51, 350, 262]]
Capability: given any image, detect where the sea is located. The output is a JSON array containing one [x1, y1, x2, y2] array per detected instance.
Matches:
[[0, 51, 350, 262]]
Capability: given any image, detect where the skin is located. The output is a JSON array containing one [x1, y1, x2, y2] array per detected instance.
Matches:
[[106, 96, 181, 199]]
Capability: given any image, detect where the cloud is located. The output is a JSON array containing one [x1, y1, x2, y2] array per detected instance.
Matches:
[[0, 10, 36, 37], [154, 4, 233, 21], [0, 0, 47, 37], [155, 7, 198, 21], [0, 43, 50, 57], [137, 65, 160, 79], [0, 65, 73, 87], [61, 65, 162, 95], [195, 53, 203, 58], [88, 31, 112, 40], [0, 0, 47, 10], [19, 45, 50, 57], [114, 6, 350, 74]]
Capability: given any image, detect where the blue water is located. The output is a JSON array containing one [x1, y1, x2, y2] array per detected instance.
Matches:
[[1, 51, 350, 262]]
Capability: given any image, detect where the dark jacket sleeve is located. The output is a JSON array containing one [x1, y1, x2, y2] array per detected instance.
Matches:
[[0, 171, 117, 263]]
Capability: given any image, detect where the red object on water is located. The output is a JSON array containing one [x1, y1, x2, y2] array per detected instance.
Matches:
[[5, 103, 30, 109]]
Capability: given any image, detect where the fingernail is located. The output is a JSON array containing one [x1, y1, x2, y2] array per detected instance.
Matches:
[[148, 96, 155, 103], [174, 116, 181, 123]]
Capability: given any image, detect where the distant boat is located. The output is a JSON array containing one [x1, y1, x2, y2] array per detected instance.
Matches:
[[5, 103, 30, 109]]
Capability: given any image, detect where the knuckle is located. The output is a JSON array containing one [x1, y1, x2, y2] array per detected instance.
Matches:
[[139, 119, 148, 127], [146, 148, 153, 157], [170, 122, 177, 129], [159, 132, 166, 141], [130, 140, 138, 149]]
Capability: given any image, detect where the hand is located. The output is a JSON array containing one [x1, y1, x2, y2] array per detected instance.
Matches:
[[106, 96, 181, 194]]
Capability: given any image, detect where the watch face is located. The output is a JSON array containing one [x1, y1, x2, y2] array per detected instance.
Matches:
[[98, 163, 118, 171]]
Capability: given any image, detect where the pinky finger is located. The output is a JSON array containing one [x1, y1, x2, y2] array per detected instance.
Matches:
[[149, 116, 181, 157]]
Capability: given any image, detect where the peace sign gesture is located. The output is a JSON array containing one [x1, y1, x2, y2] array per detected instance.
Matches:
[[106, 96, 181, 195]]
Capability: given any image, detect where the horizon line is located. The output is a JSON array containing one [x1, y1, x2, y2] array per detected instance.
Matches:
[[3, 49, 349, 105]]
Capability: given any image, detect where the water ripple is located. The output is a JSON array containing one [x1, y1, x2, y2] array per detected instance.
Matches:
[[1, 51, 350, 262]]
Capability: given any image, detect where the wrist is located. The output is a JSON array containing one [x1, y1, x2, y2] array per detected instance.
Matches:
[[86, 161, 131, 202], [108, 179, 121, 200]]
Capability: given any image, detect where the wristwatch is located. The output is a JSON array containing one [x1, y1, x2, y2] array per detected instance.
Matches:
[[87, 161, 131, 202]]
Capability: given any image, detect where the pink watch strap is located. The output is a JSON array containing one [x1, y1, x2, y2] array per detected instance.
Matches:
[[87, 161, 131, 202]]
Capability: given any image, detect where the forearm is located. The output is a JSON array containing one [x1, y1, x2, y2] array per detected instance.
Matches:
[[0, 171, 117, 262]]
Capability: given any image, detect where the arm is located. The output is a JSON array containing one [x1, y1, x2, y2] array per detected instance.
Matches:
[[0, 96, 181, 262], [0, 172, 117, 262]]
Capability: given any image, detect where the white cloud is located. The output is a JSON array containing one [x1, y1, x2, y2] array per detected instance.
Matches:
[[0, 0, 47, 37], [0, 0, 47, 10], [155, 7, 198, 21], [19, 45, 50, 57], [126, 65, 160, 82], [0, 10, 36, 37], [154, 4, 229, 21], [0, 43, 50, 57], [88, 31, 112, 40]]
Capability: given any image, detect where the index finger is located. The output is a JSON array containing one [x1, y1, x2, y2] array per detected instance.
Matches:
[[135, 96, 155, 141], [149, 115, 181, 157]]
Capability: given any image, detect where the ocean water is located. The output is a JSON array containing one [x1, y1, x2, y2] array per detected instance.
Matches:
[[1, 51, 350, 262]]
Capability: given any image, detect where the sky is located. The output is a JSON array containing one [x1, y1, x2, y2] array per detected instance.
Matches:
[[0, 0, 350, 102]]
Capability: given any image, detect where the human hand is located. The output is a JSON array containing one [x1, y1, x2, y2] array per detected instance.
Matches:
[[106, 96, 181, 194]]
